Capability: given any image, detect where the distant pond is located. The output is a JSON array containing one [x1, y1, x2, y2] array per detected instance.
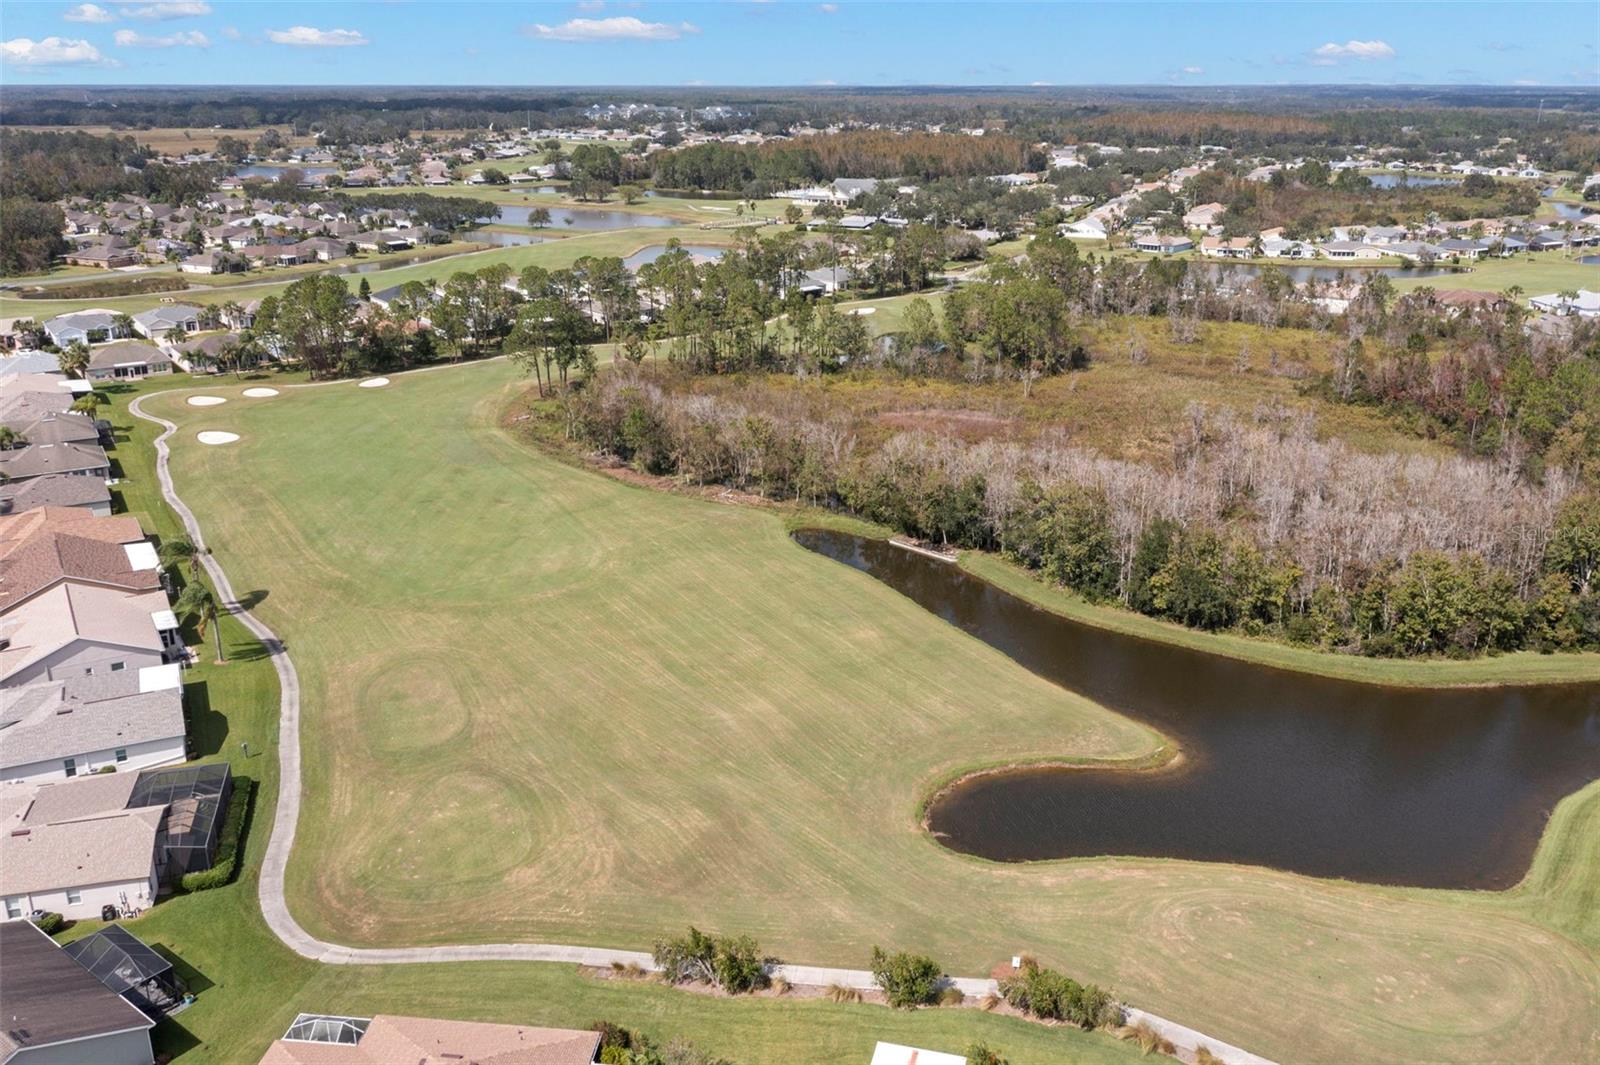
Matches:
[[1200, 263, 1461, 285], [460, 230, 548, 247], [1367, 174, 1461, 189], [489, 205, 680, 230], [234, 164, 337, 179], [793, 529, 1600, 889], [621, 243, 728, 271]]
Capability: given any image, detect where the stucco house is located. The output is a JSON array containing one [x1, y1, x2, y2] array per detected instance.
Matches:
[[130, 306, 202, 342], [0, 663, 185, 784], [86, 341, 173, 382], [42, 311, 128, 348], [0, 582, 183, 688]]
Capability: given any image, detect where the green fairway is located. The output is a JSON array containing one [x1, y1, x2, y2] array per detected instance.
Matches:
[[99, 371, 1145, 1065], [134, 363, 1600, 1065]]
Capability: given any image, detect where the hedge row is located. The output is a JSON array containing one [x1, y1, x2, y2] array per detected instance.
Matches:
[[180, 776, 252, 893]]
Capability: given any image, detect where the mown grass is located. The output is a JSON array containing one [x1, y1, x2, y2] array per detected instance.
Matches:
[[134, 361, 1600, 1065], [94, 369, 1144, 1065]]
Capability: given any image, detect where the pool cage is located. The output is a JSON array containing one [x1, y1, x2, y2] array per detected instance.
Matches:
[[283, 1014, 372, 1046], [127, 762, 234, 881], [63, 924, 187, 1019]]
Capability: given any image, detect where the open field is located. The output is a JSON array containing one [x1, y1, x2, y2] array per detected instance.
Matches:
[[93, 370, 1144, 1065], [6, 124, 317, 154], [134, 361, 1600, 1064]]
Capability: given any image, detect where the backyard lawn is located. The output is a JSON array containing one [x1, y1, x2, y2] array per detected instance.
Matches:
[[129, 361, 1600, 1065]]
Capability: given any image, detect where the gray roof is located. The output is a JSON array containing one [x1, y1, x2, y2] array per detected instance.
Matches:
[[0, 922, 153, 1059], [131, 304, 203, 331], [88, 341, 170, 372], [43, 311, 119, 335], [0, 442, 109, 480], [0, 354, 66, 378], [0, 665, 184, 772], [0, 474, 112, 515]]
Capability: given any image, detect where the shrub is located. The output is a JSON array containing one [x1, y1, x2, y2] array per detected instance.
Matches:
[[939, 985, 965, 1006], [32, 912, 63, 935], [966, 1043, 1009, 1065], [1195, 1048, 1223, 1065], [870, 946, 945, 1009], [179, 777, 251, 893], [999, 958, 1120, 1028], [652, 927, 772, 993], [825, 983, 862, 1003]]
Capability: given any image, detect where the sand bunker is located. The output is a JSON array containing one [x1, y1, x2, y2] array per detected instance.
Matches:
[[242, 387, 279, 398], [358, 377, 391, 389], [848, 307, 877, 316], [187, 396, 227, 407], [196, 431, 240, 446]]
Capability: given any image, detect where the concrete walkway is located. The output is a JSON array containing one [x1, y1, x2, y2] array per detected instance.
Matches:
[[129, 382, 1275, 1065]]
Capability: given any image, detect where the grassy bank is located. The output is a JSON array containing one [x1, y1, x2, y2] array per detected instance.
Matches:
[[135, 361, 1600, 1064]]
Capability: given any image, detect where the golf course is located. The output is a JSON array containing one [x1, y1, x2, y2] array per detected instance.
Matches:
[[122, 359, 1600, 1065]]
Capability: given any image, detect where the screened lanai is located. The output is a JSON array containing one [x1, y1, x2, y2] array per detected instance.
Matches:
[[63, 923, 187, 1019]]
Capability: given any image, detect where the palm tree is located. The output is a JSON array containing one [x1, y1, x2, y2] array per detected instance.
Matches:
[[0, 427, 27, 451], [57, 341, 90, 379], [159, 535, 203, 580], [70, 391, 104, 417], [175, 582, 225, 663]]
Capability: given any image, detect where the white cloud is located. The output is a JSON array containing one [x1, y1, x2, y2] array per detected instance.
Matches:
[[818, 2, 839, 11], [1182, 65, 1204, 75], [114, 27, 208, 47], [1029, 80, 1052, 86], [1311, 39, 1395, 65], [220, 25, 240, 40], [1, 35, 117, 67], [576, 0, 606, 9], [267, 26, 369, 47], [121, 1, 211, 19], [525, 16, 698, 41], [63, 3, 117, 22], [812, 78, 837, 86]]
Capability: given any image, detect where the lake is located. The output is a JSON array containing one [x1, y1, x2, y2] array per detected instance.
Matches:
[[1368, 174, 1461, 189], [1549, 202, 1591, 221], [490, 205, 680, 230], [460, 230, 548, 247], [793, 529, 1600, 889], [621, 243, 728, 271]]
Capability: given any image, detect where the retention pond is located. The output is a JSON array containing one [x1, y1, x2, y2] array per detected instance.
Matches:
[[793, 529, 1600, 889]]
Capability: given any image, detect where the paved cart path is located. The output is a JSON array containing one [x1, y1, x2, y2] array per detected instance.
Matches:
[[129, 375, 1274, 1065]]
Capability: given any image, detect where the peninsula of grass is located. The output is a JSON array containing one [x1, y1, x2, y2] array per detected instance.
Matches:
[[135, 360, 1600, 1065]]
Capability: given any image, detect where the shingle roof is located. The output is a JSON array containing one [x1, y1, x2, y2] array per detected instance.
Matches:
[[88, 341, 171, 372], [0, 583, 172, 683], [0, 678, 183, 772], [0, 442, 109, 481], [0, 475, 113, 515], [0, 922, 153, 1059], [258, 1015, 602, 1065], [0, 802, 162, 895]]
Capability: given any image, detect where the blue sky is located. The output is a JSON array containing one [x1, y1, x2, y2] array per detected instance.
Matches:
[[2, 1, 1597, 87]]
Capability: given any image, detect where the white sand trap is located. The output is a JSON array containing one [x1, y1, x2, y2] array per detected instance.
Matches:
[[358, 377, 391, 389], [197, 431, 240, 446], [242, 387, 279, 398], [187, 395, 227, 407], [848, 307, 877, 316]]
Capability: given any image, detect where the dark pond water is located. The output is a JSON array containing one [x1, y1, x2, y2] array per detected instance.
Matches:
[[489, 205, 680, 230], [1368, 174, 1461, 189], [1548, 202, 1590, 221], [1579, 255, 1600, 266], [460, 229, 548, 247], [793, 529, 1600, 889], [622, 243, 727, 271]]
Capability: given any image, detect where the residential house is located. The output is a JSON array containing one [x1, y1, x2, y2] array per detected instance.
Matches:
[[222, 300, 261, 331], [256, 1014, 601, 1065], [1133, 234, 1194, 254], [0, 921, 155, 1065], [0, 476, 112, 518], [1434, 238, 1483, 260], [1318, 241, 1386, 260], [130, 306, 202, 342], [61, 241, 142, 270], [0, 442, 110, 486], [1200, 236, 1254, 259], [42, 311, 128, 348], [1530, 289, 1600, 318], [0, 581, 182, 687], [0, 762, 231, 921], [0, 663, 185, 784], [87, 342, 174, 382], [1183, 202, 1226, 229]]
